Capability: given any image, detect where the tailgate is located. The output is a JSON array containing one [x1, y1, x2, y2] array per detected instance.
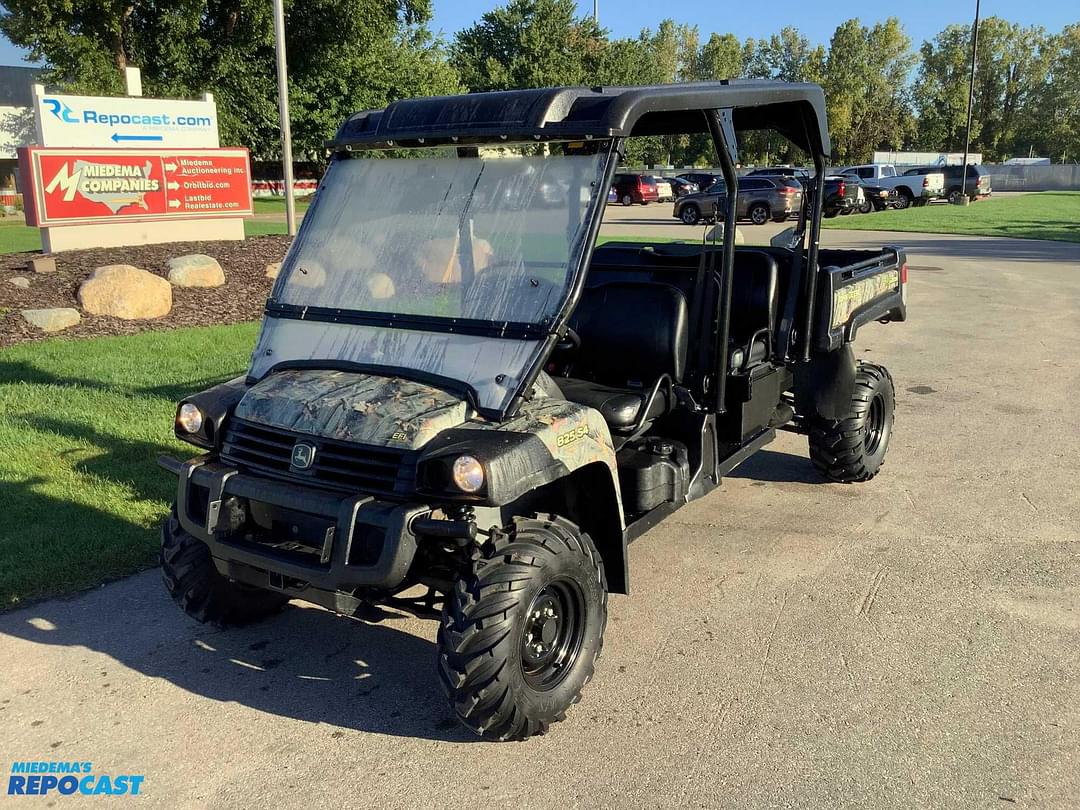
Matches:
[[815, 247, 907, 351]]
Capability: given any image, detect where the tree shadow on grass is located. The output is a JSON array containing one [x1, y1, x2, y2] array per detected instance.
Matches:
[[0, 357, 234, 404], [0, 476, 476, 743]]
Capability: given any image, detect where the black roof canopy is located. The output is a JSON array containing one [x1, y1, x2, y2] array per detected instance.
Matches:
[[330, 80, 831, 158]]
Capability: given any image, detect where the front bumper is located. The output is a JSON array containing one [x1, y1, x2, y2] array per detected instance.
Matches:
[[163, 455, 428, 596]]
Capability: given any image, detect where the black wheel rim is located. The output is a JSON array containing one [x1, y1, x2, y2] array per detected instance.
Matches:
[[864, 393, 886, 456], [519, 578, 585, 691]]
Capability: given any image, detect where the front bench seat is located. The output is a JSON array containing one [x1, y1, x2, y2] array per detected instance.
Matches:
[[558, 281, 688, 431]]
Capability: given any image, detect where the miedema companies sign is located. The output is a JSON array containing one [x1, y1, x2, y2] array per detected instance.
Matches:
[[20, 147, 253, 227]]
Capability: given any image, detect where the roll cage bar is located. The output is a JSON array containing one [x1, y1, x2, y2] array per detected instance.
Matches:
[[283, 81, 832, 420]]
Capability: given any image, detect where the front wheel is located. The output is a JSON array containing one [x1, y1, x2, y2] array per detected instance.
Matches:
[[160, 508, 289, 626], [679, 204, 701, 225], [808, 363, 895, 483], [748, 202, 770, 225], [437, 515, 607, 740], [621, 194, 633, 206]]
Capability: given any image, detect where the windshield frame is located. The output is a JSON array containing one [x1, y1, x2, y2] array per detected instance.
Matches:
[[254, 139, 620, 420]]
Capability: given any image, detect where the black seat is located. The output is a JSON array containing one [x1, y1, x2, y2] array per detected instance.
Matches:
[[728, 250, 779, 368], [558, 282, 688, 431]]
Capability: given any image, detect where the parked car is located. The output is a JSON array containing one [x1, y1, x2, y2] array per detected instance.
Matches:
[[648, 175, 675, 202], [611, 173, 659, 205], [673, 175, 803, 225], [903, 164, 992, 204], [747, 166, 811, 182], [676, 172, 721, 192], [839, 173, 899, 213], [840, 163, 944, 209], [668, 176, 700, 198], [823, 175, 860, 217]]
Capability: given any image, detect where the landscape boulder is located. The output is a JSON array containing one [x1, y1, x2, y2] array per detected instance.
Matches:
[[167, 254, 225, 288], [21, 307, 81, 332], [78, 265, 172, 320], [28, 256, 56, 274], [7, 276, 30, 289]]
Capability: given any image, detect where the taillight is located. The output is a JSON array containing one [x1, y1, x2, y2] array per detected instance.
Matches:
[[837, 181, 845, 196], [922, 177, 930, 187], [900, 262, 908, 285], [779, 186, 796, 196], [636, 177, 646, 190]]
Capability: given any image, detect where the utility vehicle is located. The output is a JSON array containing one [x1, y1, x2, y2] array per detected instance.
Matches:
[[159, 81, 908, 740]]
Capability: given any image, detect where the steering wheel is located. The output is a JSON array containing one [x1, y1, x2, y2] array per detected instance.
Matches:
[[555, 326, 581, 353]]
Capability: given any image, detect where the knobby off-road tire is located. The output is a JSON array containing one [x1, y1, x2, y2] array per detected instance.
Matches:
[[161, 507, 289, 626], [808, 363, 896, 483], [437, 515, 608, 740]]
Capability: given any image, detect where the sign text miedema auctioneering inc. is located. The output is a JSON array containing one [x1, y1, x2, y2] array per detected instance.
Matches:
[[19, 147, 254, 227]]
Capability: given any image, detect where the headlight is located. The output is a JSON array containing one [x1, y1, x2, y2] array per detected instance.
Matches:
[[451, 455, 485, 493], [176, 403, 204, 434]]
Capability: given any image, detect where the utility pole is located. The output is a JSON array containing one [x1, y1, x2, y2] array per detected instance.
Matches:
[[959, 0, 980, 205], [273, 0, 298, 235], [593, 1, 598, 23]]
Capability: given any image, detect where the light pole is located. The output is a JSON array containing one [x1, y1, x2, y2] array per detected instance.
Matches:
[[959, 0, 980, 204], [593, 1, 598, 23], [273, 0, 298, 235]]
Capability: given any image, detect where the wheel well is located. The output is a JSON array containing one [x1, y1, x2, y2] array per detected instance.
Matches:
[[502, 462, 628, 594], [897, 186, 914, 198]]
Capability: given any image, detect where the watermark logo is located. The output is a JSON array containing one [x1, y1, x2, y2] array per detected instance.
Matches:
[[6, 761, 145, 797]]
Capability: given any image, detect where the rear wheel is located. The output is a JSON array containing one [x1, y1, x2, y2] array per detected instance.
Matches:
[[858, 198, 873, 214], [437, 515, 607, 740], [894, 190, 912, 210], [621, 193, 633, 206], [947, 188, 965, 205], [748, 202, 770, 225], [680, 204, 701, 225], [160, 507, 289, 626], [808, 363, 895, 483]]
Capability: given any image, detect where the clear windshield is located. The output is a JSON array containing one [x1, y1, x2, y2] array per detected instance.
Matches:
[[272, 151, 606, 324], [250, 148, 609, 414]]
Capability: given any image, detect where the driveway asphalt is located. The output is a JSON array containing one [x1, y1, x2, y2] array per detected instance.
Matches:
[[2, 211, 1079, 808]]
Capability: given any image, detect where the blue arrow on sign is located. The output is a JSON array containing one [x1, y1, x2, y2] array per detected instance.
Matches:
[[111, 132, 163, 143]]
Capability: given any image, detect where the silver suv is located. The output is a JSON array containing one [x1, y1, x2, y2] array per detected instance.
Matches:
[[673, 175, 803, 225]]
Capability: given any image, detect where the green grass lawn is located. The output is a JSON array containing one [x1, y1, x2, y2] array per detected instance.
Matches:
[[0, 322, 259, 608], [0, 197, 314, 252], [822, 191, 1080, 243]]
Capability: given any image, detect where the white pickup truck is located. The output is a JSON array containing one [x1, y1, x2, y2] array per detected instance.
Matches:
[[839, 163, 945, 209]]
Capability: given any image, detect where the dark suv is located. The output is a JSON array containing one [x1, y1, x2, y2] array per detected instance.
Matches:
[[675, 172, 721, 192], [904, 164, 992, 204], [611, 173, 659, 205]]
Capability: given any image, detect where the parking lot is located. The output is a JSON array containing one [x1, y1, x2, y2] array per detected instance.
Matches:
[[2, 208, 1079, 807]]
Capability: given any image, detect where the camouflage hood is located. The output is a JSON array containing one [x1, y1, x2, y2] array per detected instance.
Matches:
[[234, 369, 470, 450]]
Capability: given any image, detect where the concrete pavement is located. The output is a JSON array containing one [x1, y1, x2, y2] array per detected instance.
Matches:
[[2, 216, 1079, 808]]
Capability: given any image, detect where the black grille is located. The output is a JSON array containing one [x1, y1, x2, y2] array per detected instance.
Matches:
[[220, 418, 415, 497]]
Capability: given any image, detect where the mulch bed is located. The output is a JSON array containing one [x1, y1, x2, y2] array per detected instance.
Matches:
[[0, 235, 292, 348]]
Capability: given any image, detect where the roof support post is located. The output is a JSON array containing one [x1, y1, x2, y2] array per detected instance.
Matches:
[[801, 155, 826, 361], [706, 108, 738, 413]]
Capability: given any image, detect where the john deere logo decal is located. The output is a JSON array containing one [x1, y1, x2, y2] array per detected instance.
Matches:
[[291, 442, 316, 470]]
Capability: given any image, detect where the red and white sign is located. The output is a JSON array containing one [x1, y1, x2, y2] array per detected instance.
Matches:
[[20, 147, 253, 227]]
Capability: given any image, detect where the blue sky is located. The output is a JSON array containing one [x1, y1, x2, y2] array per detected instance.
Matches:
[[0, 0, 1074, 67]]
